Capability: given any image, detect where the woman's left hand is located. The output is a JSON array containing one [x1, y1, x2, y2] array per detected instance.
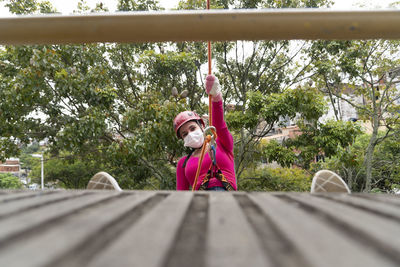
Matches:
[[205, 75, 222, 101]]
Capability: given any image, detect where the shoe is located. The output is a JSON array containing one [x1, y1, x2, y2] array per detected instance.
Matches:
[[311, 170, 351, 193], [87, 172, 122, 191]]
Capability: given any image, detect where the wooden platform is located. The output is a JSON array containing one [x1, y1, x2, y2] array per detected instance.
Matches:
[[0, 190, 399, 267]]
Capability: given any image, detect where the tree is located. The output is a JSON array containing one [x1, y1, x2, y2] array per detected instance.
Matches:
[[372, 132, 400, 192], [29, 152, 103, 189], [265, 118, 361, 169], [19, 143, 41, 175], [0, 0, 204, 189], [228, 84, 329, 173], [310, 39, 400, 191], [313, 130, 400, 193]]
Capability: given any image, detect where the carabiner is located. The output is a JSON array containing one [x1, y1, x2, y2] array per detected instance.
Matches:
[[203, 126, 216, 139]]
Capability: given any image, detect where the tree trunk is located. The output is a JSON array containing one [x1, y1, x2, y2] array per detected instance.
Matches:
[[235, 127, 245, 180], [364, 122, 378, 192], [345, 166, 353, 191]]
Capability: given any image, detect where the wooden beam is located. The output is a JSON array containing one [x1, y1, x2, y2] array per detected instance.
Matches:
[[0, 9, 400, 45]]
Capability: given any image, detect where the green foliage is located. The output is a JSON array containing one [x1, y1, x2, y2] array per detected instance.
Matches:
[[1, 0, 196, 189], [225, 78, 328, 178], [29, 152, 102, 189], [4, 0, 39, 14], [176, 0, 333, 9], [312, 131, 400, 193], [19, 144, 41, 171], [2, 0, 56, 14], [239, 167, 312, 192], [234, 84, 357, 171], [117, 0, 161, 11], [0, 173, 24, 189], [139, 50, 204, 109], [262, 140, 297, 168], [310, 38, 400, 191], [2, 0, 382, 192], [262, 120, 361, 170], [367, 133, 400, 192], [104, 92, 190, 189]]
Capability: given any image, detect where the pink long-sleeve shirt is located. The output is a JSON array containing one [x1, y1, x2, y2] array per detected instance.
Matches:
[[176, 100, 237, 190]]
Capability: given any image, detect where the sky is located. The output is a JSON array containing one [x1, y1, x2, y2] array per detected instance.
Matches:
[[0, 0, 398, 16]]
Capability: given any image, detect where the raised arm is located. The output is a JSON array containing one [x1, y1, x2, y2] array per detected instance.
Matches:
[[206, 75, 234, 155], [212, 100, 234, 154]]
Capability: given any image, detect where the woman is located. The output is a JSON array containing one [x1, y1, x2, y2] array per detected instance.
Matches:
[[174, 75, 237, 191]]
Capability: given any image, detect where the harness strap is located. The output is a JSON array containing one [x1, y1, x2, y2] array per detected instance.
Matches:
[[198, 163, 235, 191], [182, 148, 195, 168], [199, 169, 211, 190], [215, 169, 235, 191]]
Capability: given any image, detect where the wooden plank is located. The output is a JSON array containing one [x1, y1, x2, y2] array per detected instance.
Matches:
[[0, 190, 89, 219], [163, 193, 208, 267], [0, 190, 55, 203], [312, 193, 400, 221], [281, 193, 400, 263], [352, 193, 400, 207], [234, 193, 310, 267], [86, 191, 193, 267], [1, 9, 400, 45], [248, 193, 397, 267], [206, 192, 270, 267], [0, 191, 121, 247], [0, 191, 157, 267]]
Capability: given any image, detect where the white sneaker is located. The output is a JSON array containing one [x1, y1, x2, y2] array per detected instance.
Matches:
[[311, 170, 351, 193], [87, 172, 122, 191]]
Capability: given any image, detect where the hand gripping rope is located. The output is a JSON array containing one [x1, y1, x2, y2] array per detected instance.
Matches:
[[191, 0, 234, 192]]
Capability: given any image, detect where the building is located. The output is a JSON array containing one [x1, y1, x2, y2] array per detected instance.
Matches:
[[319, 85, 362, 123], [263, 125, 302, 144], [0, 158, 20, 177]]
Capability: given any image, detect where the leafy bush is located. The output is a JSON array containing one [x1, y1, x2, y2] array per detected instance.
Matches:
[[239, 167, 312, 192], [0, 173, 24, 189]]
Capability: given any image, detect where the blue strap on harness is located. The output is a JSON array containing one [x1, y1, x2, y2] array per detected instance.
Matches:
[[211, 145, 217, 165]]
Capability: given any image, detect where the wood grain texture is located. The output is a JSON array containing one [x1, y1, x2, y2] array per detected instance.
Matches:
[[0, 190, 399, 267], [1, 9, 400, 44]]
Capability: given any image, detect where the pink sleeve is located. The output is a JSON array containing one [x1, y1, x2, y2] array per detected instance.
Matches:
[[176, 157, 190, 190], [212, 100, 234, 156]]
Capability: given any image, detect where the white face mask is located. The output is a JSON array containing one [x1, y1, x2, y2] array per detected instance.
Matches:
[[183, 128, 204, 148]]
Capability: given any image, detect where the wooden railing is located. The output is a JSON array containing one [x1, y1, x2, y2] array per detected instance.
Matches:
[[0, 9, 400, 44]]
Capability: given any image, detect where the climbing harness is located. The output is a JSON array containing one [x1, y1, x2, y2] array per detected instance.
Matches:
[[191, 126, 234, 192], [198, 128, 234, 191]]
